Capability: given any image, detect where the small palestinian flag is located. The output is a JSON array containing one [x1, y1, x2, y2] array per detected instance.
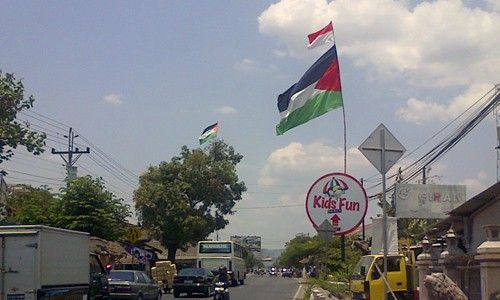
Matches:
[[199, 123, 219, 145]]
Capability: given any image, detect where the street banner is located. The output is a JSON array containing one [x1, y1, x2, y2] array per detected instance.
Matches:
[[371, 216, 398, 255], [306, 172, 367, 235], [395, 183, 466, 219]]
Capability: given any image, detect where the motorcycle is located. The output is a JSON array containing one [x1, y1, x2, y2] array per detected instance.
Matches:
[[213, 281, 230, 300]]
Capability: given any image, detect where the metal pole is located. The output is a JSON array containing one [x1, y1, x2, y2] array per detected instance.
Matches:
[[422, 166, 426, 184], [381, 128, 388, 300], [361, 178, 365, 241], [341, 235, 345, 262]]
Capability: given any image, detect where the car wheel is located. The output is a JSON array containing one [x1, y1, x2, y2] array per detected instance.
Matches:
[[173, 290, 180, 298], [239, 279, 244, 285], [137, 294, 143, 300]]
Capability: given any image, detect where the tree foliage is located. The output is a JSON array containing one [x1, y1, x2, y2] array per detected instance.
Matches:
[[277, 234, 362, 281], [243, 251, 263, 270], [5, 177, 130, 241], [134, 140, 246, 262], [0, 71, 46, 164], [6, 185, 59, 226], [58, 176, 131, 241]]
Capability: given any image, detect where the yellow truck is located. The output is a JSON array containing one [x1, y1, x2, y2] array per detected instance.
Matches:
[[350, 247, 421, 300]]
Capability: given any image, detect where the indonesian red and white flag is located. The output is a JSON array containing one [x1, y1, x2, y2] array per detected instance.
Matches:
[[307, 21, 334, 49]]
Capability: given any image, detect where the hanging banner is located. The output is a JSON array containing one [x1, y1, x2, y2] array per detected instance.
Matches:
[[395, 183, 466, 219], [370, 216, 399, 255], [306, 172, 368, 235], [124, 245, 154, 264]]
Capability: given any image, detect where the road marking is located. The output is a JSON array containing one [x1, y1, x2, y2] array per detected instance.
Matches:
[[293, 282, 303, 299]]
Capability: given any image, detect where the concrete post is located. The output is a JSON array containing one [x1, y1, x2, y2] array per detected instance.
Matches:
[[440, 226, 466, 286], [475, 224, 500, 300], [417, 236, 433, 300]]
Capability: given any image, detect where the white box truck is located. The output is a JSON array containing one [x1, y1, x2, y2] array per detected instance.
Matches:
[[0, 225, 90, 300]]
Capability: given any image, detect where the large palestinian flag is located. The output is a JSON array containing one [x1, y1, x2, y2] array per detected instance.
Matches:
[[199, 123, 219, 145], [276, 45, 343, 135]]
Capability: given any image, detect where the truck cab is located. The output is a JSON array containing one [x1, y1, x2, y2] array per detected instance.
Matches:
[[350, 253, 416, 300]]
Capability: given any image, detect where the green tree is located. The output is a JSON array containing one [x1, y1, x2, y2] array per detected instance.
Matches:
[[243, 251, 263, 270], [277, 234, 362, 281], [58, 176, 131, 240], [0, 71, 46, 164], [134, 140, 246, 262], [6, 185, 59, 225], [277, 234, 322, 268]]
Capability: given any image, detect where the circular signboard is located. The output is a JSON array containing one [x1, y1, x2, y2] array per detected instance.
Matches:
[[306, 172, 368, 235]]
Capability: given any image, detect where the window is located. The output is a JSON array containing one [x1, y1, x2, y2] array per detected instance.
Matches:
[[373, 257, 401, 274], [137, 272, 146, 283], [199, 242, 232, 254], [109, 271, 135, 282], [387, 257, 400, 272]]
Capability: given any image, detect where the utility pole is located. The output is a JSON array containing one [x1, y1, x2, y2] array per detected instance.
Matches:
[[496, 105, 500, 182], [52, 128, 90, 180]]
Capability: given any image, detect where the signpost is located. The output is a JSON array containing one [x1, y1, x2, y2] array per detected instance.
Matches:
[[359, 124, 405, 300], [306, 172, 368, 241]]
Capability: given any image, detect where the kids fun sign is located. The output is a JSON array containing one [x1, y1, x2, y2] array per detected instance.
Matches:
[[306, 172, 368, 235]]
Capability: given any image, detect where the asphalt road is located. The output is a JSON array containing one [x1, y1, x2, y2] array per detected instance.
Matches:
[[161, 275, 303, 300]]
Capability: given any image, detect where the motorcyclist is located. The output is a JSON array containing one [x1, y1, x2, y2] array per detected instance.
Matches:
[[214, 266, 229, 284], [213, 266, 230, 300]]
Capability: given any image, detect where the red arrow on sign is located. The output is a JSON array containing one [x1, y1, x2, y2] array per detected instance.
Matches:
[[331, 214, 341, 225]]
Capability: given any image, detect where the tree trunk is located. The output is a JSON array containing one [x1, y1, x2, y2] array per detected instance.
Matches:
[[167, 245, 178, 263], [167, 245, 177, 264], [423, 273, 468, 300]]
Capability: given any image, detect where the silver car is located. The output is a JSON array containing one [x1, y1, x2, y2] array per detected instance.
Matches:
[[108, 270, 161, 300]]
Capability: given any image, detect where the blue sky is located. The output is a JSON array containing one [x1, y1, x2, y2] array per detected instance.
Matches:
[[1, 0, 499, 248]]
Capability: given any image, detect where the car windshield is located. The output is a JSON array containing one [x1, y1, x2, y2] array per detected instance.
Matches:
[[178, 268, 206, 276], [351, 256, 374, 280], [109, 271, 135, 282]]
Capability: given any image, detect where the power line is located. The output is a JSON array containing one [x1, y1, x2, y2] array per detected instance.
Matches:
[[0, 168, 65, 182], [236, 204, 303, 210], [19, 111, 69, 132], [75, 132, 139, 180]]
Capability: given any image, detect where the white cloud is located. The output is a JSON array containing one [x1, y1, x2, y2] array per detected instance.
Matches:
[[486, 0, 500, 12], [395, 83, 494, 124], [234, 58, 260, 72], [103, 93, 123, 105], [215, 106, 238, 114], [258, 0, 500, 87], [234, 58, 280, 75], [258, 141, 370, 186], [460, 171, 489, 198], [273, 49, 288, 58]]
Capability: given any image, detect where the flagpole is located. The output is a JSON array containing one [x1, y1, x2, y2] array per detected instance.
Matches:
[[333, 27, 348, 264], [342, 105, 347, 173]]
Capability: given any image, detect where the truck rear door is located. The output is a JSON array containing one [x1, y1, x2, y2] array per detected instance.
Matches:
[[0, 232, 38, 300]]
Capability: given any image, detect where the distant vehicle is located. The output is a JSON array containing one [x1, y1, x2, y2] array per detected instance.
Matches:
[[108, 270, 161, 300], [197, 241, 246, 286], [281, 267, 292, 278], [172, 267, 214, 298], [269, 267, 277, 276]]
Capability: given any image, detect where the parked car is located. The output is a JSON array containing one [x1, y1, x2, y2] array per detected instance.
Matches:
[[108, 270, 161, 300], [89, 253, 109, 299], [173, 267, 214, 298]]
